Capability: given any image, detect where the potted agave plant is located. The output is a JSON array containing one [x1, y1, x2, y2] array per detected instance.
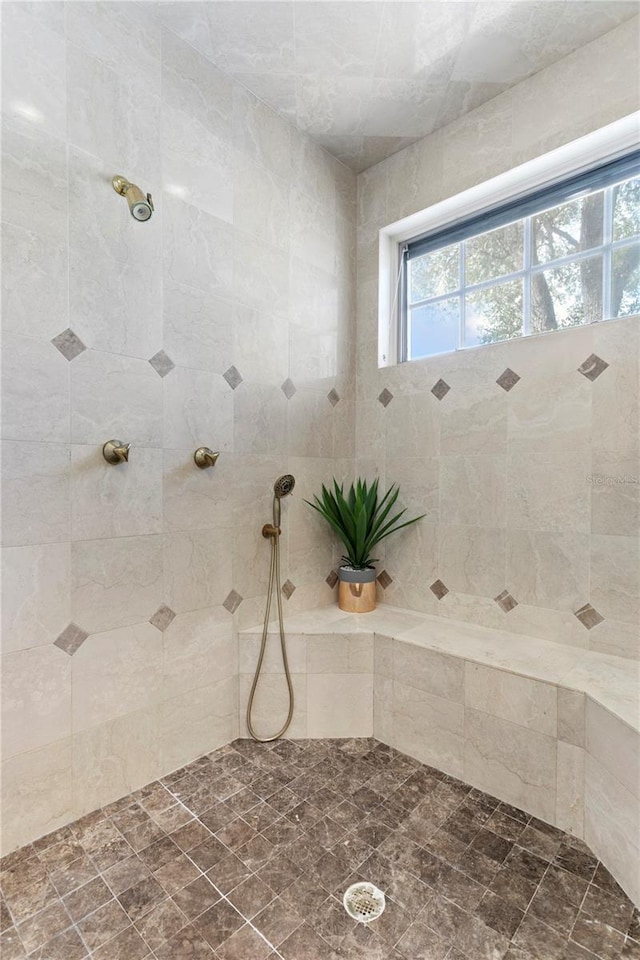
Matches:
[[306, 477, 425, 613]]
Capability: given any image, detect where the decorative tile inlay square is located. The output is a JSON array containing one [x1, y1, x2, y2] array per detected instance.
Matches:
[[327, 389, 340, 407], [150, 604, 176, 632], [494, 590, 518, 613], [377, 570, 393, 589], [281, 580, 296, 599], [430, 579, 449, 600], [431, 379, 450, 401], [223, 366, 243, 390], [496, 368, 521, 392], [325, 570, 339, 589], [51, 328, 86, 361], [149, 349, 175, 378], [54, 622, 89, 656], [378, 387, 394, 407], [223, 589, 243, 614], [578, 354, 609, 381], [281, 378, 296, 400], [574, 603, 605, 630]]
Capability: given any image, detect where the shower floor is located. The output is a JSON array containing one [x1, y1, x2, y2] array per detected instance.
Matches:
[[1, 739, 637, 960]]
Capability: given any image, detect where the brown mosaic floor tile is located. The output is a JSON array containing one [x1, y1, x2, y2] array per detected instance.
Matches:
[[1, 738, 634, 960]]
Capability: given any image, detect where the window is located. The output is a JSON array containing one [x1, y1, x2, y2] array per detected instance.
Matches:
[[400, 151, 640, 362]]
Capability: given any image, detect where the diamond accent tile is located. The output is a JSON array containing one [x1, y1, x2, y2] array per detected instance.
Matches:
[[429, 579, 449, 600], [54, 622, 89, 656], [378, 387, 394, 407], [281, 378, 296, 400], [431, 379, 450, 401], [51, 328, 86, 361], [150, 604, 176, 632], [494, 590, 518, 613], [149, 349, 175, 378], [496, 368, 521, 392], [578, 354, 609, 381], [574, 603, 605, 630], [281, 580, 296, 599], [327, 389, 340, 407], [377, 570, 393, 589], [223, 366, 243, 390], [223, 589, 243, 614], [325, 570, 339, 589]]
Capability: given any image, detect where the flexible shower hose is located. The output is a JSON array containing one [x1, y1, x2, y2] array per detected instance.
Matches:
[[246, 504, 294, 742]]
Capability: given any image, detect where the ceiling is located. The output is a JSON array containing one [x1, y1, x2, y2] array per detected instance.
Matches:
[[155, 1, 638, 172]]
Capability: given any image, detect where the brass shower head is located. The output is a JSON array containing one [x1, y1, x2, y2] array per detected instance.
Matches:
[[274, 475, 295, 498], [112, 175, 154, 222]]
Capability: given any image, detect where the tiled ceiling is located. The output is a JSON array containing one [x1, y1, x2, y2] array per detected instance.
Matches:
[[155, 1, 638, 172]]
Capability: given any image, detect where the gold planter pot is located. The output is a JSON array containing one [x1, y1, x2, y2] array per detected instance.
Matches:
[[337, 567, 377, 613]]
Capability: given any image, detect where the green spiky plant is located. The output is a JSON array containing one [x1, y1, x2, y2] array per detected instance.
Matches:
[[305, 478, 425, 570]]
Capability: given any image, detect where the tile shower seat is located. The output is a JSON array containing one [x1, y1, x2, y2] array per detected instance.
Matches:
[[242, 605, 640, 906]]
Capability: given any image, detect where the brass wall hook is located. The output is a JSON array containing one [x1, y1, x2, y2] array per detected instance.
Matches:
[[194, 447, 219, 469], [103, 440, 131, 464]]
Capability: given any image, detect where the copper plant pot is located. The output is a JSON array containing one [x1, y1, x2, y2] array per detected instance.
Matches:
[[338, 566, 376, 613]]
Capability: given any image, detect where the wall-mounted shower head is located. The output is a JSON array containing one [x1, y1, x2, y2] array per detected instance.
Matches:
[[112, 175, 154, 222], [274, 475, 295, 498]]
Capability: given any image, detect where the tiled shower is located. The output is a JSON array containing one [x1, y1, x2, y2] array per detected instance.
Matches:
[[1, 2, 639, 959]]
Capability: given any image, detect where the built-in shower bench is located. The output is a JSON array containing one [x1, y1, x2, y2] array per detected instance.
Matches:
[[241, 604, 640, 906]]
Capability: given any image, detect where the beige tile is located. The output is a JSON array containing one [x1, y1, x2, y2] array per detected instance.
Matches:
[[506, 530, 589, 612], [590, 534, 640, 625], [586, 699, 640, 801], [307, 674, 373, 738], [1, 334, 69, 443], [374, 633, 393, 678], [590, 459, 640, 537], [72, 707, 163, 818], [1, 441, 70, 547], [71, 535, 163, 633], [1, 543, 71, 653], [464, 663, 557, 736], [393, 641, 464, 702], [438, 525, 506, 598], [1, 646, 71, 758], [507, 451, 591, 533], [239, 632, 306, 676], [556, 742, 585, 838], [239, 672, 306, 740], [71, 623, 163, 733], [306, 634, 373, 674], [163, 608, 236, 700], [163, 528, 233, 613], [162, 677, 237, 771], [440, 455, 506, 528], [1, 739, 74, 856], [393, 680, 464, 778], [507, 374, 591, 456], [385, 393, 440, 461], [557, 689, 585, 747], [585, 753, 640, 907], [374, 674, 393, 744], [464, 707, 557, 822], [163, 447, 236, 533]]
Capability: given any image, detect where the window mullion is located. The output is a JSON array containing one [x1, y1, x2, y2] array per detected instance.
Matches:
[[602, 186, 613, 320], [523, 216, 532, 336], [459, 241, 466, 349]]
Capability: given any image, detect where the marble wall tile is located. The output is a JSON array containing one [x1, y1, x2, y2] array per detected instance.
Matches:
[[590, 534, 640, 625], [439, 525, 505, 599], [1, 222, 68, 341], [73, 707, 163, 818], [71, 623, 163, 733], [584, 753, 640, 907], [306, 634, 373, 674], [586, 699, 640, 801], [307, 674, 373, 738], [393, 680, 465, 778], [507, 375, 592, 456], [506, 530, 589, 612], [374, 674, 394, 744], [163, 528, 233, 613], [66, 0, 161, 81], [163, 195, 234, 299], [71, 445, 162, 540], [464, 663, 557, 736], [233, 384, 287, 457], [374, 634, 394, 679], [464, 707, 557, 822], [556, 741, 585, 838], [1, 543, 71, 653], [507, 451, 591, 533], [557, 689, 585, 747], [162, 608, 236, 700], [590, 458, 640, 538], [71, 349, 163, 447], [163, 447, 235, 533], [1, 441, 70, 547], [1, 119, 67, 241], [1, 2, 66, 140], [1, 739, 74, 856], [71, 535, 163, 633], [161, 28, 232, 138], [1, 335, 69, 443], [163, 367, 233, 452], [588, 618, 640, 661], [233, 85, 292, 176], [238, 673, 306, 740], [287, 391, 334, 459], [1, 646, 71, 758], [394, 640, 464, 702], [440, 455, 506, 528], [162, 677, 237, 771], [162, 281, 234, 375], [234, 306, 289, 386], [290, 259, 337, 334], [233, 152, 290, 250]]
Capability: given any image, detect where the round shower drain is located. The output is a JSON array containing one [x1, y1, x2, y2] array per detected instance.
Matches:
[[343, 882, 386, 922]]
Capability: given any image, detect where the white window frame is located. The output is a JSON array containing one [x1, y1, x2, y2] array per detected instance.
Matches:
[[377, 112, 640, 368]]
